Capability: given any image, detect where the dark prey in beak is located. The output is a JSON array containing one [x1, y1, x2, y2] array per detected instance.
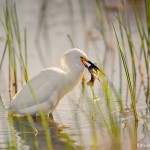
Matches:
[[81, 57, 105, 87], [81, 57, 100, 71], [87, 63, 100, 87], [87, 60, 100, 71], [86, 61, 106, 87]]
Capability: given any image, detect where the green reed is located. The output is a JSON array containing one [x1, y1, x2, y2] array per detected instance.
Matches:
[[129, 0, 149, 104], [0, 0, 29, 97], [1, 0, 149, 149], [1, 1, 53, 149], [5, 0, 18, 96], [89, 78, 122, 150], [0, 40, 7, 71], [145, 0, 150, 103], [134, 0, 150, 103], [91, 0, 150, 148], [113, 24, 138, 121]]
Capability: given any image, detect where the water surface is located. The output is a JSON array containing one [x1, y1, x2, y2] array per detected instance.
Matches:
[[0, 0, 149, 149]]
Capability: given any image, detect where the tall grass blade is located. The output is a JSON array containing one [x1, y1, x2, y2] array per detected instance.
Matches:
[[113, 24, 138, 121]]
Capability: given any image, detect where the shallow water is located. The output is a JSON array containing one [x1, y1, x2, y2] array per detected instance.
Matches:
[[0, 0, 150, 149]]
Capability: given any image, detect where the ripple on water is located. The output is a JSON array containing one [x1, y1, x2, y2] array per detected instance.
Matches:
[[0, 100, 29, 149]]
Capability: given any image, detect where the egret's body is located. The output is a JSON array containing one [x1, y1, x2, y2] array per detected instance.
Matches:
[[8, 49, 93, 116]]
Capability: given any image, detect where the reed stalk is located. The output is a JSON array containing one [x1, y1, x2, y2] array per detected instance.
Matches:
[[113, 24, 138, 121]]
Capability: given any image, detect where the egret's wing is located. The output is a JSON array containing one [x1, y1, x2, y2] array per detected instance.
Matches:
[[10, 68, 65, 110], [14, 90, 59, 115]]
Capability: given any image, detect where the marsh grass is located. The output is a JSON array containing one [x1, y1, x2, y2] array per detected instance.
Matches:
[[94, 0, 149, 121], [88, 77, 122, 149], [0, 0, 150, 149], [90, 0, 149, 148], [144, 0, 150, 103], [113, 24, 138, 121], [0, 1, 54, 149], [130, 0, 150, 103], [0, 0, 29, 97]]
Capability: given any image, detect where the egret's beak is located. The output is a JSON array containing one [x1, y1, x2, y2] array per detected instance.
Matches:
[[81, 57, 89, 69], [80, 57, 100, 71]]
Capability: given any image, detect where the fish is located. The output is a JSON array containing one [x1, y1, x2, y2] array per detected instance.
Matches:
[[87, 63, 105, 87]]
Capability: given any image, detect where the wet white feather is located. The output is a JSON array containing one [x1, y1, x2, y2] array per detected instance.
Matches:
[[8, 48, 88, 116]]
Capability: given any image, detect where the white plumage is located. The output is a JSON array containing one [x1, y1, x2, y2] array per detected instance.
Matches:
[[8, 48, 93, 116]]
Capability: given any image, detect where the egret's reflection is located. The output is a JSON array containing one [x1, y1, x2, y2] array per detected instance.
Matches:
[[11, 116, 76, 150]]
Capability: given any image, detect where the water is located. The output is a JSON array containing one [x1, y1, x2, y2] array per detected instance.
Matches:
[[0, 0, 150, 149]]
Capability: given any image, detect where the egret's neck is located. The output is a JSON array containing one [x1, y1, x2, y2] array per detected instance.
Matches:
[[65, 64, 84, 90], [69, 64, 84, 78]]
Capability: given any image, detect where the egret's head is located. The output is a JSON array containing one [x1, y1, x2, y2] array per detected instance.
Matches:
[[61, 48, 87, 68], [61, 48, 100, 71]]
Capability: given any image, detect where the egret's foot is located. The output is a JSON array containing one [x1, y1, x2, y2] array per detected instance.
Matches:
[[57, 124, 70, 131], [32, 115, 37, 121], [48, 113, 54, 120]]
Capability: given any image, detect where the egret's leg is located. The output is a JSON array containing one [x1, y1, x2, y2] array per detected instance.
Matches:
[[32, 115, 37, 121], [48, 113, 54, 120]]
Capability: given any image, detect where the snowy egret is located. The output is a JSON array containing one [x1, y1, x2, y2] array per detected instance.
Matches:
[[8, 48, 99, 117]]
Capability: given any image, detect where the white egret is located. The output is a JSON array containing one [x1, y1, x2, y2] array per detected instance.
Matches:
[[8, 48, 99, 117]]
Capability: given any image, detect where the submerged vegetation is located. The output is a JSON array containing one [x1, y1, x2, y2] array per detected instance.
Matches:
[[0, 0, 150, 149]]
